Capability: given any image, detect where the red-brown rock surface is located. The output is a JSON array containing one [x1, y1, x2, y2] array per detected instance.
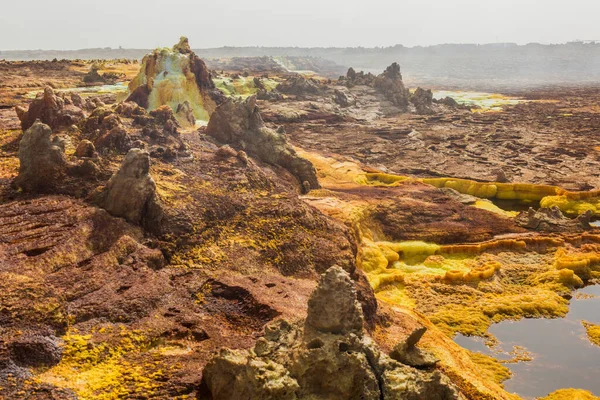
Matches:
[[15, 87, 86, 131]]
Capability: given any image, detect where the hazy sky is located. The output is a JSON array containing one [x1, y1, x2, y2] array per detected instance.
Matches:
[[2, 0, 600, 50]]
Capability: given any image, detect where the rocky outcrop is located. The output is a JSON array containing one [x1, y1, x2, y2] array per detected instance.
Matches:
[[390, 326, 438, 368], [411, 87, 434, 114], [70, 92, 107, 111], [91, 148, 162, 227], [276, 75, 321, 97], [202, 266, 459, 400], [8, 333, 63, 368], [257, 88, 284, 102], [126, 37, 225, 125], [516, 206, 592, 232], [82, 106, 132, 153], [14, 120, 67, 192], [205, 95, 320, 192], [305, 266, 364, 335], [373, 63, 410, 110], [175, 101, 196, 127], [333, 88, 356, 107], [15, 87, 86, 131], [435, 96, 460, 108], [81, 102, 187, 158], [341, 67, 376, 87]]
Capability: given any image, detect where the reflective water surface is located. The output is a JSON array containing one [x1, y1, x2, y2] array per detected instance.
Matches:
[[455, 285, 600, 399]]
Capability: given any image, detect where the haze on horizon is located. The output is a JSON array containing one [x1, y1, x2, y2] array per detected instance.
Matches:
[[1, 0, 599, 50]]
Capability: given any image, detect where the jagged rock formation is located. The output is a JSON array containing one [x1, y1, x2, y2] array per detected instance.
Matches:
[[82, 106, 132, 153], [341, 67, 376, 87], [15, 87, 86, 131], [411, 87, 434, 114], [205, 95, 320, 192], [516, 206, 592, 232], [305, 266, 364, 334], [373, 63, 410, 110], [202, 266, 458, 400], [14, 120, 67, 191], [70, 92, 108, 111], [81, 102, 187, 158], [276, 75, 321, 97], [91, 148, 162, 227], [126, 37, 225, 126]]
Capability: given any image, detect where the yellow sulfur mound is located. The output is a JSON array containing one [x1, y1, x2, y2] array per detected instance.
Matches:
[[444, 261, 501, 283], [430, 289, 569, 337], [467, 351, 512, 385], [360, 171, 600, 216], [37, 326, 167, 399], [582, 321, 600, 347], [553, 248, 600, 280], [213, 76, 279, 98], [128, 38, 219, 125], [380, 240, 441, 263], [540, 195, 600, 216], [525, 268, 584, 292]]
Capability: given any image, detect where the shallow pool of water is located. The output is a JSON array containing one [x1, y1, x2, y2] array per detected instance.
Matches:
[[432, 90, 525, 111], [26, 83, 128, 99], [490, 198, 540, 213], [455, 285, 600, 399]]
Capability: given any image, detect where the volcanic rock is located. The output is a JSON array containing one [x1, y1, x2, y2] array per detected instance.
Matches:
[[305, 266, 364, 335], [83, 106, 132, 153], [126, 37, 225, 125], [333, 88, 356, 107], [81, 104, 186, 158], [440, 187, 478, 205], [516, 206, 592, 232], [276, 75, 321, 97], [257, 88, 284, 102], [342, 67, 376, 87], [75, 139, 96, 158], [411, 87, 434, 115], [390, 326, 438, 368], [206, 95, 320, 192], [91, 148, 162, 227], [15, 86, 86, 131], [202, 266, 459, 400], [436, 96, 459, 107], [373, 63, 410, 110], [83, 64, 123, 85], [175, 101, 196, 127], [9, 334, 63, 368], [14, 120, 67, 192]]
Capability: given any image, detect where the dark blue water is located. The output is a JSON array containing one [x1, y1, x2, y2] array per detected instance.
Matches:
[[455, 285, 600, 399]]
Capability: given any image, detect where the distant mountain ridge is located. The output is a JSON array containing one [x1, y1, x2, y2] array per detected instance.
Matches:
[[3, 42, 600, 90]]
